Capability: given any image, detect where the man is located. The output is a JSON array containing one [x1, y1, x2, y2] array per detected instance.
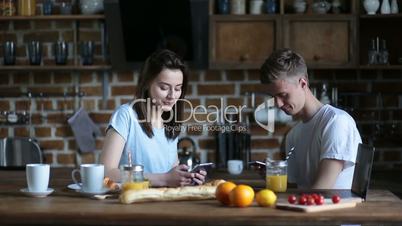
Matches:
[[260, 49, 362, 189]]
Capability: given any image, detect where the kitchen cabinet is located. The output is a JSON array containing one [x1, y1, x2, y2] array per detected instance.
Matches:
[[282, 15, 356, 68], [210, 15, 281, 69], [209, 0, 402, 70], [0, 15, 110, 72]]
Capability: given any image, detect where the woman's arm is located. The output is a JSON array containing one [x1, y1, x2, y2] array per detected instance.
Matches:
[[101, 128, 206, 187], [100, 128, 125, 181], [145, 164, 192, 187], [145, 165, 207, 187]]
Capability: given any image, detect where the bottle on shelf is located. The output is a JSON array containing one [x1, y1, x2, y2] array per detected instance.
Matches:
[[378, 39, 389, 65], [368, 38, 378, 65], [320, 83, 331, 105], [391, 0, 399, 13], [380, 0, 391, 14]]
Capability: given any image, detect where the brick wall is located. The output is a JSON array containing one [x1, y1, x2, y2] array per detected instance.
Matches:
[[1, 20, 401, 170]]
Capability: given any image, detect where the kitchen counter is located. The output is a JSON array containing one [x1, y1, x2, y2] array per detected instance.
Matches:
[[1, 168, 401, 226]]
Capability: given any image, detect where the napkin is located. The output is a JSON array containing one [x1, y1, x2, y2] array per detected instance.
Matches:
[[68, 107, 101, 153]]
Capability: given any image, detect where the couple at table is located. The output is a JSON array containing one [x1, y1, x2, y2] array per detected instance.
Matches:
[[100, 48, 361, 189]]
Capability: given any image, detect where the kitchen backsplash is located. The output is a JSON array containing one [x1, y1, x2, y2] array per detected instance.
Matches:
[[0, 20, 401, 170]]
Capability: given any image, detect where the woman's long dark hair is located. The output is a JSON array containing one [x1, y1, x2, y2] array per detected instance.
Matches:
[[134, 49, 188, 140]]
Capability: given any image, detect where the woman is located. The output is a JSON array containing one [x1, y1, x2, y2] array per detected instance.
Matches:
[[101, 49, 206, 187]]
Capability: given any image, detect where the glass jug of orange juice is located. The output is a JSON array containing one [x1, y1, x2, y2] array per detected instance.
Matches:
[[121, 164, 150, 191], [265, 159, 287, 192]]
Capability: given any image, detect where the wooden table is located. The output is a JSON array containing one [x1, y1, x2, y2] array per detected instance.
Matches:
[[1, 168, 401, 226]]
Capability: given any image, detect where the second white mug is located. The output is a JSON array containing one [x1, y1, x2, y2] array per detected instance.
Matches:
[[72, 164, 104, 193]]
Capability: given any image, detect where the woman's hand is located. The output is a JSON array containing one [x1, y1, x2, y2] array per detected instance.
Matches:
[[192, 170, 207, 185], [165, 164, 193, 187]]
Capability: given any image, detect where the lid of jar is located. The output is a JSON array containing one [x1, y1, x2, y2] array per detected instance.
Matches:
[[122, 164, 144, 171], [132, 164, 144, 172], [266, 159, 287, 167]]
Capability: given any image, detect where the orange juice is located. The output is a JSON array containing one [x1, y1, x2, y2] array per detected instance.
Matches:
[[266, 175, 287, 192], [122, 180, 150, 192]]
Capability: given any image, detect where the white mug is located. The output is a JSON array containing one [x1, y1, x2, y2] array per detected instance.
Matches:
[[26, 164, 50, 192], [72, 164, 104, 193], [227, 160, 243, 175]]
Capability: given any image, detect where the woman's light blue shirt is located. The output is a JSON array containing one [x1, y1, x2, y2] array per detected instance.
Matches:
[[107, 103, 178, 173]]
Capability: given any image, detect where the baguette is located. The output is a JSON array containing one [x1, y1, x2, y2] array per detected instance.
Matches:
[[120, 179, 225, 204]]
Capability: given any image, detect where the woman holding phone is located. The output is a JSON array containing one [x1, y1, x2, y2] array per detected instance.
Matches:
[[101, 49, 206, 187]]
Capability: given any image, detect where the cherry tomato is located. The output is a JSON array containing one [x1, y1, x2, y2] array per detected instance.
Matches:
[[332, 195, 341, 204], [288, 195, 297, 204], [306, 196, 315, 205], [298, 196, 307, 205], [311, 193, 318, 200], [315, 195, 324, 205]]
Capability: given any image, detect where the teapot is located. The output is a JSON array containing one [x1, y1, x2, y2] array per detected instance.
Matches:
[[177, 137, 198, 171], [312, 0, 331, 14]]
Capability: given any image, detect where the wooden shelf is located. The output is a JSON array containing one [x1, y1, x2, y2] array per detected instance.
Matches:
[[358, 65, 402, 70], [360, 14, 402, 19], [210, 14, 280, 21], [0, 15, 104, 21], [0, 65, 112, 71]]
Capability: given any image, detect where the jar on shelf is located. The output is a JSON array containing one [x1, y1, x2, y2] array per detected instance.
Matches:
[[80, 0, 103, 15], [18, 0, 36, 16], [121, 164, 150, 191], [2, 0, 17, 16], [217, 0, 230, 14], [249, 0, 264, 15], [230, 0, 245, 15], [363, 0, 380, 15], [293, 0, 307, 14]]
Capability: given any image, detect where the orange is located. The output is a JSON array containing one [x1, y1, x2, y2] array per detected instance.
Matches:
[[256, 189, 277, 207], [215, 181, 236, 206], [229, 184, 255, 208]]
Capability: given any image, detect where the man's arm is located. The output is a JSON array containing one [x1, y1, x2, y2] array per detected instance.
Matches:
[[311, 159, 344, 189]]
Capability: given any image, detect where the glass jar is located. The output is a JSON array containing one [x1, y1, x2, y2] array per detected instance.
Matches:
[[18, 0, 36, 16], [265, 159, 287, 192], [2, 0, 17, 16], [121, 164, 149, 191], [230, 0, 245, 15]]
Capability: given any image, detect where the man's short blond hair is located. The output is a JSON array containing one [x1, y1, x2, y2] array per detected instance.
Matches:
[[260, 48, 308, 84]]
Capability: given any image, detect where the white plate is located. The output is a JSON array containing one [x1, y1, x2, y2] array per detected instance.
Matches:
[[20, 188, 54, 198], [76, 187, 110, 196], [67, 183, 82, 190], [67, 183, 121, 191]]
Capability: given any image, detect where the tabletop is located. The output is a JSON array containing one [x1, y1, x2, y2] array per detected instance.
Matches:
[[1, 168, 401, 226]]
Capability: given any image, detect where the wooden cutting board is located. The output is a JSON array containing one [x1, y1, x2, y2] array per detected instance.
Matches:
[[276, 197, 363, 213]]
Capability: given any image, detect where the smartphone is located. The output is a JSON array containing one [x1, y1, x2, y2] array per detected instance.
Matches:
[[248, 161, 266, 169], [190, 163, 214, 173]]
